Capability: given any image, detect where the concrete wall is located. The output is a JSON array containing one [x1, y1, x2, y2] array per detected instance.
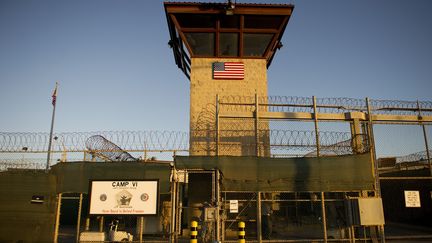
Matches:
[[189, 58, 269, 156]]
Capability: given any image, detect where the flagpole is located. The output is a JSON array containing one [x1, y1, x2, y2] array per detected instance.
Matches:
[[46, 82, 58, 171]]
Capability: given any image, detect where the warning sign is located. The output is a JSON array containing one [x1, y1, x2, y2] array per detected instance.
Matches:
[[404, 190, 421, 208], [230, 200, 239, 213]]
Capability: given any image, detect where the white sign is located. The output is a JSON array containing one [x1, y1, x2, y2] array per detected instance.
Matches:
[[404, 190, 421, 208], [89, 180, 158, 215], [229, 200, 239, 213]]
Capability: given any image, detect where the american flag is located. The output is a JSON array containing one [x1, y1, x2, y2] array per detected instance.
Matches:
[[213, 62, 244, 80], [52, 83, 58, 106]]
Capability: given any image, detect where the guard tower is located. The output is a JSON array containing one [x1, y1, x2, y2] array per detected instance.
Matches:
[[165, 2, 294, 156]]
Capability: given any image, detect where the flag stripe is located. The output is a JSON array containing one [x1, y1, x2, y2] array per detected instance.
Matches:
[[213, 62, 244, 80]]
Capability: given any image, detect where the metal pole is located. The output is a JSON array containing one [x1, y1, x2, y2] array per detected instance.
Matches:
[[85, 218, 90, 231], [53, 193, 62, 243], [255, 93, 260, 156], [257, 192, 262, 243], [417, 100, 432, 176], [144, 143, 148, 161], [170, 165, 177, 243], [366, 98, 380, 194], [46, 82, 58, 171], [76, 193, 83, 243], [321, 192, 328, 243], [313, 96, 328, 242], [176, 180, 181, 242], [215, 169, 221, 242], [46, 101, 57, 170], [366, 98, 385, 243], [139, 217, 143, 243], [312, 96, 320, 157], [99, 216, 104, 232]]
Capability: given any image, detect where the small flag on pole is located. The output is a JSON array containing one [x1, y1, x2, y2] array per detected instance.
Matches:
[[51, 83, 58, 106], [213, 62, 244, 80]]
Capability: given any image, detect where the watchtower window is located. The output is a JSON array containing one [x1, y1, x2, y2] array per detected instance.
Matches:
[[244, 33, 274, 57], [219, 33, 239, 56], [185, 33, 215, 56], [165, 2, 294, 77]]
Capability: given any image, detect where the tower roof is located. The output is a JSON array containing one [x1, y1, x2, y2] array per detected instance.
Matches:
[[164, 1, 294, 79]]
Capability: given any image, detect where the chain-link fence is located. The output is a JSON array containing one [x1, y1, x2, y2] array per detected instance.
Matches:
[[1, 95, 432, 242], [219, 191, 388, 242]]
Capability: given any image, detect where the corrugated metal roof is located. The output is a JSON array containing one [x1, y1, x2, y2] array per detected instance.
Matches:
[[164, 1, 294, 8]]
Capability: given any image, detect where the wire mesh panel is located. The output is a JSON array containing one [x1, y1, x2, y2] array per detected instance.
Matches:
[[221, 191, 374, 242], [218, 118, 256, 156], [269, 120, 317, 158], [222, 192, 258, 242], [375, 123, 432, 240], [268, 192, 324, 241], [374, 124, 426, 160]]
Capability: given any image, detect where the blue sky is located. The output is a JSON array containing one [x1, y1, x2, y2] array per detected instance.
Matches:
[[1, 0, 431, 134]]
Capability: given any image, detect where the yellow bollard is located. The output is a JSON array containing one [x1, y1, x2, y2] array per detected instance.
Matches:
[[190, 220, 198, 243], [238, 221, 245, 243]]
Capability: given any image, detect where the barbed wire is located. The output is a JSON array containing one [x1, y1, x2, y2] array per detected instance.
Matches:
[[0, 161, 46, 171], [190, 129, 368, 155], [85, 135, 137, 162], [219, 95, 432, 115], [0, 129, 366, 156], [396, 150, 432, 163], [0, 131, 189, 152]]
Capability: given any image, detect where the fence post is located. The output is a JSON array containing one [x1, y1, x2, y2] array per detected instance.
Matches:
[[313, 96, 327, 242], [170, 164, 177, 243], [99, 216, 104, 232], [366, 98, 386, 243], [216, 170, 221, 242], [53, 193, 62, 243], [257, 192, 262, 242], [238, 221, 245, 243], [320, 192, 328, 243], [366, 98, 380, 193], [312, 96, 320, 157], [76, 193, 83, 243], [417, 100, 432, 176], [138, 217, 143, 243]]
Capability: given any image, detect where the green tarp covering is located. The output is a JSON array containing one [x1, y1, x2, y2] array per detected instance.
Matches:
[[51, 161, 172, 194], [0, 170, 57, 242], [175, 153, 374, 191], [0, 162, 171, 243]]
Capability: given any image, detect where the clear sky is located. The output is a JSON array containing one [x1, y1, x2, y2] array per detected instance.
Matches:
[[1, 0, 431, 134]]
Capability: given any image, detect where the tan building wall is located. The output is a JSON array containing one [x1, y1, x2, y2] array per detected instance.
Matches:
[[189, 58, 269, 156]]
